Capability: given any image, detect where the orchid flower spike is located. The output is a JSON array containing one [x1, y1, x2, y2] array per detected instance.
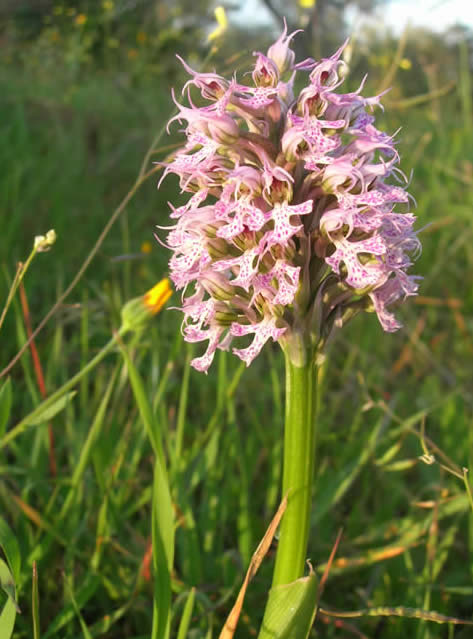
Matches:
[[158, 25, 421, 372]]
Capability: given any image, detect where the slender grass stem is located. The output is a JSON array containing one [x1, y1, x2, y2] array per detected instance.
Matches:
[[0, 244, 38, 334], [0, 327, 126, 450], [271, 351, 317, 586]]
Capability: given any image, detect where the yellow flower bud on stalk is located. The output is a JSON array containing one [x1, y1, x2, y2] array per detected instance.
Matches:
[[121, 278, 172, 333]]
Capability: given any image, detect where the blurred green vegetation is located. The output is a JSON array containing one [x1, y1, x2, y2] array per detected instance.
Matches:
[[1, 1, 473, 638]]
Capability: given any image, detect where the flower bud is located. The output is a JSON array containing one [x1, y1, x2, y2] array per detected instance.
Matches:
[[121, 278, 172, 333], [215, 309, 239, 325], [207, 236, 235, 259], [205, 115, 240, 145], [281, 127, 306, 161], [34, 229, 57, 252], [230, 166, 262, 197], [200, 271, 236, 301], [267, 25, 297, 74]]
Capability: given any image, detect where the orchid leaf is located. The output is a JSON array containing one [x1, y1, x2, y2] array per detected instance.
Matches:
[[257, 569, 318, 639]]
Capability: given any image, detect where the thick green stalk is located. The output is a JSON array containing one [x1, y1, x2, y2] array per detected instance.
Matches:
[[272, 351, 317, 586]]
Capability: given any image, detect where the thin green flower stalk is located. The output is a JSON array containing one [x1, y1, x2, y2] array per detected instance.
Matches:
[[0, 230, 56, 334], [159, 19, 421, 595]]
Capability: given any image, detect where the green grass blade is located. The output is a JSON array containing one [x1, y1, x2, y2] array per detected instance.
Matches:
[[0, 390, 77, 451], [79, 288, 89, 413], [117, 338, 174, 639], [0, 597, 16, 639], [176, 588, 196, 639], [151, 453, 174, 639], [59, 367, 119, 521], [0, 558, 19, 614], [42, 575, 100, 639], [32, 561, 40, 639], [313, 416, 383, 523], [26, 391, 77, 426], [0, 378, 12, 439], [65, 576, 94, 639], [322, 606, 473, 625], [118, 339, 164, 462], [72, 601, 131, 638], [0, 555, 18, 639], [0, 517, 21, 586], [173, 348, 191, 464]]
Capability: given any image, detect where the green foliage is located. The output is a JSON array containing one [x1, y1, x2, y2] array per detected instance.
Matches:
[[258, 572, 318, 639], [0, 380, 12, 439]]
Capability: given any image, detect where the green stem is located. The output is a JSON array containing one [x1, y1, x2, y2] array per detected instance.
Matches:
[[0, 245, 38, 334], [272, 350, 317, 586]]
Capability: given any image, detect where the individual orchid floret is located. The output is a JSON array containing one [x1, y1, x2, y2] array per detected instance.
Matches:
[[158, 23, 421, 372], [177, 56, 229, 101], [266, 19, 309, 74], [169, 91, 240, 145], [252, 53, 280, 87]]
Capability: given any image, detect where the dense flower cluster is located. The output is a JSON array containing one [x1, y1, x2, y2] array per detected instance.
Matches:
[[159, 25, 420, 372]]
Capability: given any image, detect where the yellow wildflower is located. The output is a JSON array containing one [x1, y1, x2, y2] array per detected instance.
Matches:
[[75, 14, 87, 26], [207, 6, 227, 42], [140, 241, 153, 254], [143, 279, 173, 314]]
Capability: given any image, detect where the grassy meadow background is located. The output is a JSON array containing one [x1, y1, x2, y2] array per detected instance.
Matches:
[[1, 1, 473, 637]]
